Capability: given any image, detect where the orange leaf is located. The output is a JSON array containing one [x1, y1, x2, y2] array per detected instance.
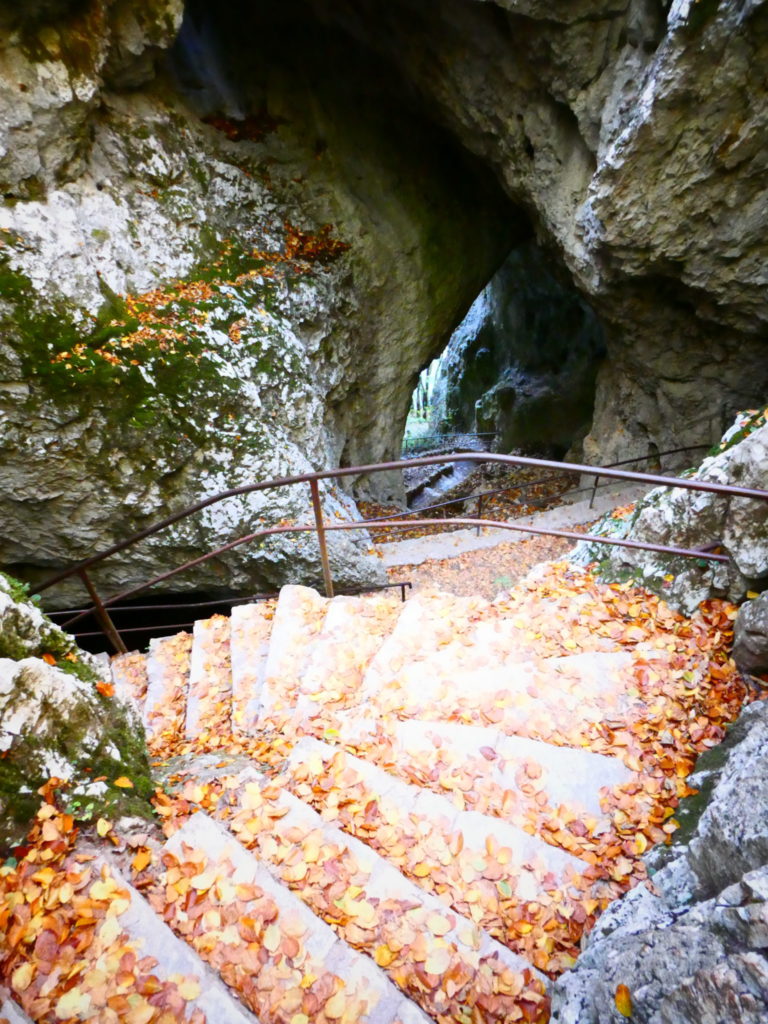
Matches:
[[615, 983, 633, 1018], [96, 680, 115, 697], [132, 848, 152, 873], [42, 653, 57, 666], [113, 776, 134, 789]]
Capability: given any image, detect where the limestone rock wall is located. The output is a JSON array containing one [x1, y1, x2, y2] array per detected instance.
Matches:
[[1, 0, 767, 602], [0, 0, 511, 603], [0, 572, 153, 851], [572, 413, 768, 613], [310, 0, 768, 465], [552, 697, 768, 1024]]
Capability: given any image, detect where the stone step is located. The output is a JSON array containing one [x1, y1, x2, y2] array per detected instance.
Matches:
[[164, 811, 431, 1024], [332, 716, 633, 821], [103, 860, 258, 1023], [260, 585, 329, 719], [0, 990, 34, 1024], [369, 650, 637, 743], [230, 601, 274, 733], [360, 590, 490, 701], [109, 650, 148, 707], [286, 738, 587, 903], [143, 631, 193, 743], [186, 614, 232, 742], [292, 592, 401, 725], [217, 772, 549, 1020]]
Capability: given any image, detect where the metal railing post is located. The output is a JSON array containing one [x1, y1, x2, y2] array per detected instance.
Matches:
[[476, 493, 483, 536], [309, 478, 334, 598], [78, 569, 128, 654], [590, 473, 600, 509]]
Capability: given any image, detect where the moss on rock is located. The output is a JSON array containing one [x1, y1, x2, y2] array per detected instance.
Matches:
[[0, 572, 153, 852]]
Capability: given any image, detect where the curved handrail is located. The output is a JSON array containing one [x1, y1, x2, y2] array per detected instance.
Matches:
[[34, 448, 767, 596], [382, 444, 712, 530], [31, 446, 768, 652]]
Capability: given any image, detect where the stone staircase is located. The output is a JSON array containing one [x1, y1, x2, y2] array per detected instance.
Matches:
[[17, 563, 729, 1024]]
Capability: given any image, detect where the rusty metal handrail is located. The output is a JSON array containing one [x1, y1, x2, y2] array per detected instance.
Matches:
[[33, 449, 768, 652]]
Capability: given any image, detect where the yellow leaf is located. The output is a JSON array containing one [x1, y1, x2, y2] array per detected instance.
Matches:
[[615, 983, 633, 1018], [113, 776, 134, 789], [11, 962, 34, 992], [324, 992, 346, 1019], [55, 987, 92, 1018], [263, 923, 281, 953], [426, 912, 451, 937], [374, 945, 395, 967], [132, 848, 152, 873], [425, 945, 451, 975], [96, 818, 112, 837], [177, 976, 201, 1001]]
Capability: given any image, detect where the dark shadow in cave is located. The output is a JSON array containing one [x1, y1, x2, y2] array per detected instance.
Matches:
[[167, 0, 606, 488], [406, 242, 606, 461]]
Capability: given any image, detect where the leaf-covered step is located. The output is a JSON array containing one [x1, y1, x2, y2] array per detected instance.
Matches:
[[161, 812, 431, 1024], [186, 614, 233, 743], [0, 990, 34, 1024], [103, 860, 257, 1023], [260, 585, 329, 720], [292, 593, 401, 724], [286, 738, 587, 897], [215, 774, 549, 1021], [109, 650, 149, 706], [369, 650, 638, 742], [143, 631, 193, 744], [360, 591, 490, 702], [330, 716, 633, 821], [230, 602, 274, 733]]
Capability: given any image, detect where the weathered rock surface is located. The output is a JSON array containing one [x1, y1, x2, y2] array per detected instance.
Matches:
[[429, 242, 604, 455], [552, 698, 768, 1024], [1, 0, 768, 602], [309, 0, 768, 463], [0, 0, 511, 603], [0, 573, 153, 851], [733, 594, 768, 674], [572, 414, 768, 613]]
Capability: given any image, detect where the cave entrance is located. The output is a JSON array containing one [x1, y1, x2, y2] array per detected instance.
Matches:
[[403, 241, 606, 461]]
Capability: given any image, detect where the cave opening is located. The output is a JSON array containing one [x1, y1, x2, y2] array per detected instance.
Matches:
[[168, 0, 612, 494], [403, 243, 606, 462]]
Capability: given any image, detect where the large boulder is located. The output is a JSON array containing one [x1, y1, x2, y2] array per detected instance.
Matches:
[[0, 572, 153, 852], [572, 413, 768, 614], [551, 699, 768, 1024], [733, 595, 768, 675]]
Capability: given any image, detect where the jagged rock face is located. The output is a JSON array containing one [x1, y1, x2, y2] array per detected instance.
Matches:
[[1, 0, 767, 603], [0, 573, 153, 851], [733, 595, 768, 674], [0, 0, 513, 604], [308, 0, 768, 465], [430, 242, 604, 455], [573, 414, 768, 614], [552, 698, 768, 1024]]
